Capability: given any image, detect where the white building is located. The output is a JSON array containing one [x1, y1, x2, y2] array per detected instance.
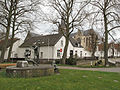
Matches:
[[95, 43, 120, 58], [0, 38, 23, 59], [19, 33, 91, 60]]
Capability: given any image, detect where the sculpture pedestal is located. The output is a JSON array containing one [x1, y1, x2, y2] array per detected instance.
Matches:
[[16, 61, 28, 67], [6, 64, 54, 77]]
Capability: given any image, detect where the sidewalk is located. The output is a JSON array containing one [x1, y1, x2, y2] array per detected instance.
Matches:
[[109, 58, 120, 62], [58, 66, 120, 73]]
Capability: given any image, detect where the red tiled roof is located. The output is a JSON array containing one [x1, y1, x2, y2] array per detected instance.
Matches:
[[98, 43, 120, 51]]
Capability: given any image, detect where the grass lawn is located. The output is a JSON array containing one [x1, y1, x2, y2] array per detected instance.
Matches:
[[57, 64, 114, 68], [0, 69, 120, 90]]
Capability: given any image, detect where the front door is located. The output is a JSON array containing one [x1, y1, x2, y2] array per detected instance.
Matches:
[[41, 52, 43, 58], [70, 50, 73, 57]]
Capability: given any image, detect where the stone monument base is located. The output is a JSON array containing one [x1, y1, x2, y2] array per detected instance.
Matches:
[[6, 64, 54, 77]]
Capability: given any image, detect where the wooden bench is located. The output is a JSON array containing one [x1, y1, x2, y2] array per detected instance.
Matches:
[[0, 63, 16, 69]]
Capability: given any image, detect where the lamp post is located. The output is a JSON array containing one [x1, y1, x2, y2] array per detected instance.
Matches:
[[37, 40, 40, 63]]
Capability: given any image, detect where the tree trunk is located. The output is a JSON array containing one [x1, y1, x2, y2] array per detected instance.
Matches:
[[0, 0, 13, 63], [62, 37, 69, 64], [7, 0, 17, 61], [104, 30, 108, 66], [0, 31, 9, 62], [0, 22, 11, 62], [7, 34, 15, 61], [92, 50, 95, 58], [103, 9, 108, 66], [91, 35, 97, 59], [91, 42, 96, 59]]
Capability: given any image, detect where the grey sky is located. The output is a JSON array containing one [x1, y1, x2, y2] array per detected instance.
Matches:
[[17, 0, 120, 42]]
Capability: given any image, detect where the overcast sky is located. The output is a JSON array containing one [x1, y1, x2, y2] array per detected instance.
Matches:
[[17, 0, 120, 42]]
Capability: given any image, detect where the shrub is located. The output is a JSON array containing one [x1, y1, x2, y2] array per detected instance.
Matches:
[[56, 59, 61, 64], [66, 57, 77, 65]]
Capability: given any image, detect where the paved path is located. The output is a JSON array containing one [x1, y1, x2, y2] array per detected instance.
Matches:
[[58, 66, 120, 73], [109, 58, 120, 62]]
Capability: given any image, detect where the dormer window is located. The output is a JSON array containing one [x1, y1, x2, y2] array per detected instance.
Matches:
[[75, 43, 78, 47], [57, 50, 60, 57], [75, 51, 77, 54]]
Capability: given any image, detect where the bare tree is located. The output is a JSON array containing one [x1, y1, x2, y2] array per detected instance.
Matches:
[[0, 0, 14, 62], [91, 0, 120, 66], [117, 43, 120, 57], [0, 0, 41, 62], [7, 0, 41, 61], [42, 0, 90, 64], [89, 30, 98, 58]]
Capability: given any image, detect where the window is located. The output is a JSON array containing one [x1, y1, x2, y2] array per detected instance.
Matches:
[[70, 50, 73, 57], [80, 51, 82, 58], [41, 52, 43, 58], [61, 40, 63, 47], [89, 37, 91, 46], [75, 51, 77, 54], [86, 38, 88, 46], [75, 43, 78, 47], [14, 53, 18, 58], [84, 38, 85, 43], [57, 50, 60, 57]]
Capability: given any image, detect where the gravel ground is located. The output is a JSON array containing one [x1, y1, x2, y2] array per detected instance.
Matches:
[[59, 66, 120, 73]]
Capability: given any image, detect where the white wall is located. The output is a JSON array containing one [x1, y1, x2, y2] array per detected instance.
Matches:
[[39, 46, 54, 59], [74, 47, 91, 58], [95, 51, 104, 58], [54, 36, 92, 59], [54, 36, 74, 59], [18, 36, 74, 59], [17, 48, 29, 58], [108, 48, 120, 57], [95, 48, 120, 58], [11, 39, 23, 58], [4, 39, 23, 59], [18, 36, 92, 59], [4, 48, 9, 59], [0, 39, 23, 59], [18, 46, 54, 59]]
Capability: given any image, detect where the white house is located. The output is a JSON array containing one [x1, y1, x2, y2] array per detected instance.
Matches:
[[18, 33, 91, 60], [95, 43, 120, 58], [0, 38, 23, 59]]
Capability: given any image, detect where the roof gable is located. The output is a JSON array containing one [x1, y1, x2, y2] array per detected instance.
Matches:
[[70, 37, 83, 47], [20, 34, 62, 48], [24, 31, 40, 42]]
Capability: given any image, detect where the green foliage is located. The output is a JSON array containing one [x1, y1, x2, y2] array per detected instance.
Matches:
[[66, 57, 77, 65], [0, 69, 120, 90]]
